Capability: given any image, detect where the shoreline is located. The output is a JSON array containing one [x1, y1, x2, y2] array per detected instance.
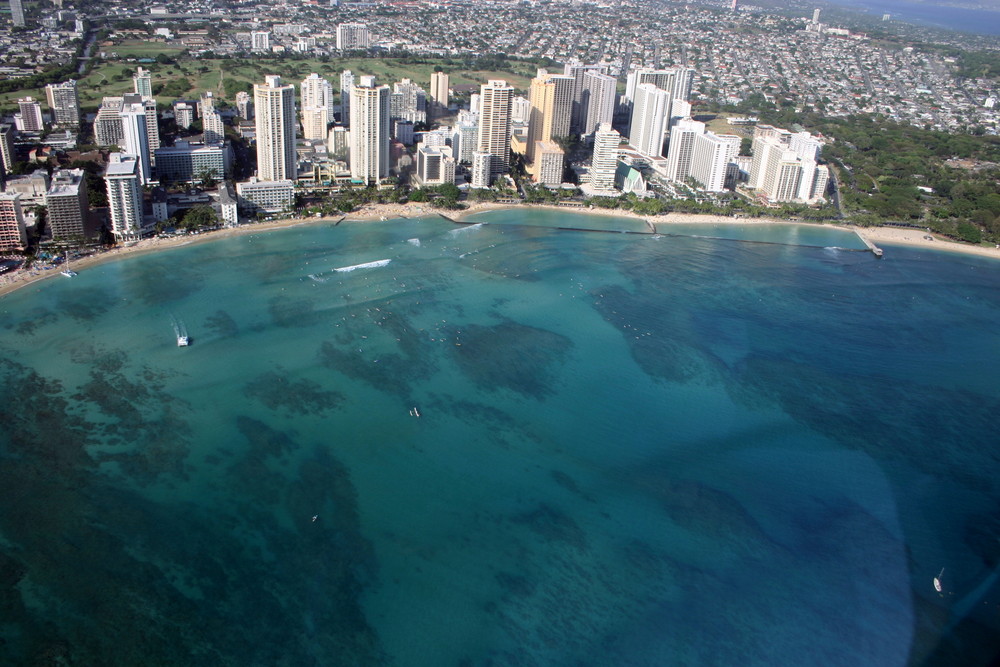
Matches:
[[2, 202, 998, 299]]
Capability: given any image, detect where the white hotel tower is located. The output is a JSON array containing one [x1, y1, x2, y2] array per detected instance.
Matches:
[[254, 75, 297, 181], [349, 76, 391, 185]]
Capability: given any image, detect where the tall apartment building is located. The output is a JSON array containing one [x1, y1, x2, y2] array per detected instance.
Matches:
[[476, 80, 514, 184], [121, 95, 152, 184], [628, 84, 671, 158], [254, 75, 297, 181], [429, 71, 449, 114], [340, 70, 354, 126], [236, 91, 253, 120], [526, 70, 573, 164], [327, 125, 349, 160], [391, 79, 427, 124], [9, 0, 25, 27], [590, 123, 621, 192], [349, 75, 390, 185], [664, 118, 705, 184], [0, 124, 16, 172], [143, 98, 160, 157], [687, 131, 737, 192], [45, 81, 79, 126], [105, 153, 144, 241], [0, 193, 26, 251], [563, 61, 605, 133], [86, 101, 113, 146], [45, 168, 89, 240], [173, 101, 194, 129], [747, 125, 827, 203], [203, 109, 225, 144], [133, 67, 153, 98], [581, 71, 616, 137], [16, 97, 43, 132], [452, 119, 478, 164], [336, 23, 369, 50], [301, 73, 334, 140]]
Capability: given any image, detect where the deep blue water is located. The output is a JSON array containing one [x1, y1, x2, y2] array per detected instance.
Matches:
[[1, 210, 999, 665], [826, 0, 1000, 36]]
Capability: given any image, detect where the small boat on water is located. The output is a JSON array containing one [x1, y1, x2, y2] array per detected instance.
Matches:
[[60, 251, 77, 277], [409, 407, 421, 418], [177, 335, 189, 347], [934, 568, 945, 593]]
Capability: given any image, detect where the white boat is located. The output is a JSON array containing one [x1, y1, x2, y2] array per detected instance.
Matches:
[[172, 315, 190, 347], [60, 251, 77, 277], [934, 568, 944, 593], [177, 335, 189, 347]]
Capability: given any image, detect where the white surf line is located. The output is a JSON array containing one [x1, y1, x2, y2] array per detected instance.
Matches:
[[334, 259, 392, 273]]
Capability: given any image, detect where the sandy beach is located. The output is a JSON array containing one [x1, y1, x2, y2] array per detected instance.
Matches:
[[2, 202, 997, 300]]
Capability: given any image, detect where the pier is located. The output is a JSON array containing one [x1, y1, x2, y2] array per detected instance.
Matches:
[[853, 230, 884, 257]]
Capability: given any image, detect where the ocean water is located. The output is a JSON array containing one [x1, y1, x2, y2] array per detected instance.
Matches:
[[1, 209, 999, 666], [826, 0, 1000, 36]]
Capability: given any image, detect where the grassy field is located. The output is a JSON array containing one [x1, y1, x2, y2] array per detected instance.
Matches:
[[0, 47, 540, 115]]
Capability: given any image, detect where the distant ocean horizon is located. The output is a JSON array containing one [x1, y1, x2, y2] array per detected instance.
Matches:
[[1, 210, 999, 665], [824, 0, 1000, 36]]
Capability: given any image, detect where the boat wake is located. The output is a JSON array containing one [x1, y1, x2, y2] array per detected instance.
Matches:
[[407, 238, 421, 247], [335, 259, 392, 273]]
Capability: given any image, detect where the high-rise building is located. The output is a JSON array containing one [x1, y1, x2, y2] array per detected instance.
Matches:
[[470, 151, 492, 188], [203, 108, 225, 144], [9, 0, 25, 27], [664, 118, 705, 184], [236, 91, 253, 120], [416, 144, 456, 186], [747, 124, 828, 203], [581, 71, 616, 137], [628, 84, 671, 158], [688, 131, 735, 192], [563, 61, 606, 133], [590, 123, 620, 192], [0, 124, 15, 172], [133, 67, 153, 98], [301, 73, 334, 140], [0, 193, 26, 251], [105, 153, 145, 241], [251, 31, 271, 53], [526, 70, 573, 164], [254, 75, 297, 181], [511, 96, 531, 124], [340, 70, 355, 126], [45, 168, 89, 240], [476, 80, 514, 184], [15, 97, 43, 132], [143, 97, 161, 158], [337, 23, 370, 50], [624, 67, 696, 107], [94, 97, 124, 146], [45, 81, 79, 126], [470, 93, 481, 114], [174, 101, 194, 129], [391, 79, 427, 124], [121, 94, 152, 184], [452, 118, 478, 164], [429, 71, 449, 114], [349, 75, 391, 185]]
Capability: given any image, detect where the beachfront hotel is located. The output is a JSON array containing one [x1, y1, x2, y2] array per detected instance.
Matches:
[[104, 153, 145, 242], [254, 76, 298, 182], [349, 76, 391, 185]]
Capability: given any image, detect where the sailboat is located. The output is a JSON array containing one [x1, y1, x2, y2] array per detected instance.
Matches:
[[60, 251, 77, 277], [934, 568, 945, 593]]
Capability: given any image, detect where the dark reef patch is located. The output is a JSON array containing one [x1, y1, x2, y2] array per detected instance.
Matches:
[[203, 309, 239, 337], [268, 295, 321, 328], [55, 285, 114, 321], [447, 320, 572, 399], [13, 306, 58, 334], [244, 369, 344, 416], [511, 503, 588, 551]]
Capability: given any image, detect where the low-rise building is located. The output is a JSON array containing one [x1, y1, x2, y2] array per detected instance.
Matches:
[[235, 178, 294, 215]]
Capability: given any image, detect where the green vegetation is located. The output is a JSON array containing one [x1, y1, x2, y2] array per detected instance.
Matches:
[[953, 50, 1000, 80]]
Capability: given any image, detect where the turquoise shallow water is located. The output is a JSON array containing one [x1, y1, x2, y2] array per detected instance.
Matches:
[[1, 210, 1000, 665]]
